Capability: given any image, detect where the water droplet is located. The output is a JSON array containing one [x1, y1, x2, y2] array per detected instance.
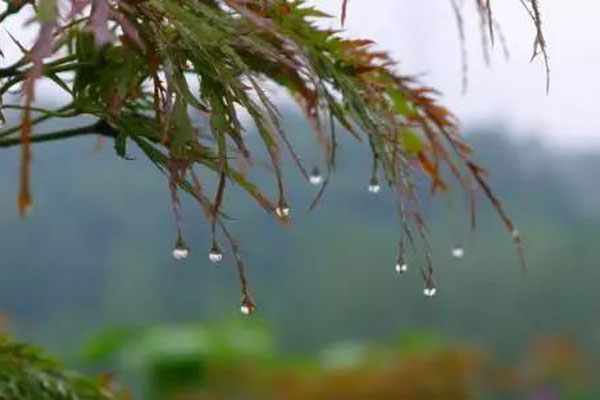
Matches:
[[21, 203, 33, 217], [423, 287, 437, 298], [395, 262, 408, 274], [173, 247, 189, 260], [172, 235, 189, 260], [309, 168, 323, 186], [368, 178, 380, 194], [240, 305, 252, 315], [208, 243, 223, 264], [512, 228, 520, 239], [451, 246, 465, 259], [275, 202, 291, 219], [240, 298, 256, 315], [172, 244, 189, 261]]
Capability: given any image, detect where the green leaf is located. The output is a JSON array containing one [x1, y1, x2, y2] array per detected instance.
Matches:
[[387, 88, 413, 116], [170, 99, 194, 158], [0, 335, 115, 399], [403, 130, 424, 155], [114, 131, 130, 159], [37, 0, 57, 22]]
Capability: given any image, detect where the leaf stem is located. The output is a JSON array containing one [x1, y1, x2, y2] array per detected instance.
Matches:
[[0, 55, 79, 79], [0, 104, 75, 139]]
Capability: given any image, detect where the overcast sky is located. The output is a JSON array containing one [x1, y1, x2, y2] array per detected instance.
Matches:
[[1, 1, 599, 149], [311, 0, 600, 149]]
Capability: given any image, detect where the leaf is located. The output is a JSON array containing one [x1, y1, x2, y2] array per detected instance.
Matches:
[[170, 98, 194, 158], [403, 130, 424, 155], [387, 88, 414, 116], [46, 72, 73, 95], [89, 0, 114, 46], [37, 0, 57, 22], [114, 131, 132, 160], [0, 335, 116, 399], [0, 0, 545, 301]]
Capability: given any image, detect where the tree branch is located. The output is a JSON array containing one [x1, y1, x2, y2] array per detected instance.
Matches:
[[0, 120, 117, 148]]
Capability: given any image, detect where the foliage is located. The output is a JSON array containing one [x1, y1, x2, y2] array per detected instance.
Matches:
[[0, 1, 546, 308], [82, 323, 596, 400], [0, 334, 119, 399], [82, 322, 275, 399]]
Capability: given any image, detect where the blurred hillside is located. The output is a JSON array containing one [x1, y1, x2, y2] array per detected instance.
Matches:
[[79, 322, 596, 399], [0, 113, 598, 385]]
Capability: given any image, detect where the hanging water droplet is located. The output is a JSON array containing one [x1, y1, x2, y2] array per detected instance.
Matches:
[[275, 206, 290, 219], [309, 167, 323, 186], [173, 247, 189, 260], [275, 201, 291, 219], [208, 243, 223, 264], [240, 297, 256, 315], [451, 245, 465, 259], [423, 286, 437, 298], [512, 228, 520, 239], [395, 262, 408, 274], [368, 178, 380, 194], [22, 203, 33, 217], [172, 236, 189, 261], [240, 304, 251, 315]]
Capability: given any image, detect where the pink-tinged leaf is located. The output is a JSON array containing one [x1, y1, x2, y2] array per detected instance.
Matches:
[[70, 0, 92, 16], [223, 0, 277, 30], [18, 113, 32, 216], [19, 22, 56, 216], [89, 0, 115, 46], [28, 22, 55, 62], [111, 10, 146, 51]]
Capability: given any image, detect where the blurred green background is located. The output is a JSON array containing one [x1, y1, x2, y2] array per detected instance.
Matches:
[[0, 114, 598, 399]]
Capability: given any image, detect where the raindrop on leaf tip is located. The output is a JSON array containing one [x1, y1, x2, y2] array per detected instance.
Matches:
[[275, 204, 291, 219], [424, 287, 437, 298], [368, 179, 380, 194], [240, 299, 256, 316], [172, 247, 189, 261], [310, 174, 323, 186], [209, 244, 223, 264], [395, 262, 408, 274], [451, 246, 465, 259], [240, 305, 251, 315], [309, 168, 323, 186], [173, 235, 190, 261]]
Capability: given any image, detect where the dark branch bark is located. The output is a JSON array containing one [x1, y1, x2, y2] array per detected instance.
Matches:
[[0, 119, 118, 148]]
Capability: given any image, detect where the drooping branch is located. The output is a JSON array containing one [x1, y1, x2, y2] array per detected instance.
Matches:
[[0, 0, 548, 308]]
